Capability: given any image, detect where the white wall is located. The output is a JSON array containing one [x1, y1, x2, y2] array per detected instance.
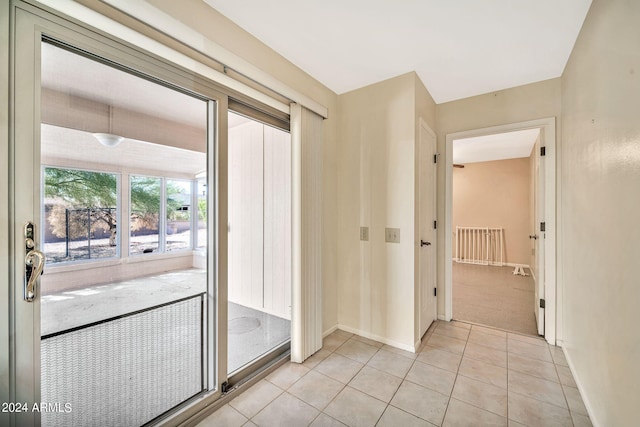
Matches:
[[228, 120, 265, 310], [263, 126, 292, 319], [228, 120, 292, 319], [561, 0, 640, 424]]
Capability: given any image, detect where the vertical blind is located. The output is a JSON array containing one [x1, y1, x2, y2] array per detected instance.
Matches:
[[291, 104, 323, 363]]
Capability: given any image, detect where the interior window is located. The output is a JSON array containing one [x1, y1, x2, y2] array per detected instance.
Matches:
[[129, 175, 161, 255], [43, 166, 118, 264], [166, 179, 192, 252]]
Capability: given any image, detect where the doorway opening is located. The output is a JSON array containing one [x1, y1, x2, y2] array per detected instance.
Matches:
[[451, 128, 539, 335], [444, 118, 557, 344]]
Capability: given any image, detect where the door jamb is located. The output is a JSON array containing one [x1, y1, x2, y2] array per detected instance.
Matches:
[[444, 117, 557, 345]]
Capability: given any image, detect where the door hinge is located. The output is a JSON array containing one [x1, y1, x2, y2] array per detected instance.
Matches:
[[539, 299, 546, 309], [221, 381, 230, 393], [540, 222, 546, 232], [540, 146, 546, 156], [433, 220, 437, 229], [434, 288, 437, 297]]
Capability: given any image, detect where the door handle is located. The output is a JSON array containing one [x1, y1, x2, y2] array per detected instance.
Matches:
[[529, 235, 538, 240], [420, 240, 431, 247], [24, 222, 44, 302]]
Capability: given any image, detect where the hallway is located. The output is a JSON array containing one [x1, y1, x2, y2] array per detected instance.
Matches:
[[198, 320, 590, 426], [452, 263, 538, 336]]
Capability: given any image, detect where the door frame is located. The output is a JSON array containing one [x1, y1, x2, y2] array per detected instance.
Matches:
[[7, 2, 227, 424], [418, 118, 437, 340], [444, 117, 558, 344], [1, 2, 12, 426]]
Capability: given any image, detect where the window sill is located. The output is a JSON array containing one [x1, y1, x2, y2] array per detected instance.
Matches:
[[45, 250, 196, 275]]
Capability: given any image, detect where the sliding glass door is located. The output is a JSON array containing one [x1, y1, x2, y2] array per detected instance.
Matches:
[[9, 3, 292, 425], [10, 7, 219, 425], [38, 40, 211, 426]]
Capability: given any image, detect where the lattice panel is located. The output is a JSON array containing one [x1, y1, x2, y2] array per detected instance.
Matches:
[[41, 296, 203, 427]]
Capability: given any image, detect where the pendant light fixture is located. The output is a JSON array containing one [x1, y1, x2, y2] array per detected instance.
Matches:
[[93, 105, 123, 147]]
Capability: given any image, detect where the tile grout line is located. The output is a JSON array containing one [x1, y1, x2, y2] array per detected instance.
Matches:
[[440, 320, 469, 426], [377, 327, 433, 425], [235, 325, 583, 427], [550, 345, 578, 427], [225, 324, 585, 427], [314, 334, 351, 425], [443, 322, 516, 423], [447, 322, 513, 422], [314, 333, 382, 426]]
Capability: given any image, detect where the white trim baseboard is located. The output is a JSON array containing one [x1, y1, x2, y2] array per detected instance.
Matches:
[[335, 324, 416, 353], [505, 263, 531, 269], [322, 325, 339, 338], [562, 347, 600, 427]]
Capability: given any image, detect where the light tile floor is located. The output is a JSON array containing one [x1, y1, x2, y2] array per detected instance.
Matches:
[[197, 320, 592, 427]]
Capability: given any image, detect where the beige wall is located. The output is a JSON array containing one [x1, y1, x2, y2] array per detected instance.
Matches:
[[560, 0, 640, 425], [453, 158, 531, 265], [436, 78, 562, 315], [337, 72, 436, 349]]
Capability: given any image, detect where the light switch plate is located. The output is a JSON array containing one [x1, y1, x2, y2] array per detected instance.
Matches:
[[385, 227, 400, 243], [360, 226, 369, 241]]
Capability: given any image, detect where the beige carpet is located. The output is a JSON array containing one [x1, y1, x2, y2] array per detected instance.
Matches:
[[452, 263, 538, 336]]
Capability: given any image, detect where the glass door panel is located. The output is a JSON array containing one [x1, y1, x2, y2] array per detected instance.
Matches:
[[227, 112, 291, 376], [39, 40, 211, 426]]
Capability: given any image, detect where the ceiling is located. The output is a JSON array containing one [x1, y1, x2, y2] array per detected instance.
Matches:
[[203, 0, 592, 103], [453, 128, 540, 164], [41, 124, 206, 176], [41, 42, 207, 129]]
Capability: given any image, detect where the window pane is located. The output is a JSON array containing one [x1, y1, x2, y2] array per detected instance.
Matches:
[[130, 176, 161, 254], [166, 179, 191, 251], [227, 112, 291, 374], [196, 179, 207, 249], [43, 167, 118, 264]]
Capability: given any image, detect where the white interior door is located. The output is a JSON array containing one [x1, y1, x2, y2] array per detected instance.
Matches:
[[534, 143, 546, 335], [419, 120, 437, 337]]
